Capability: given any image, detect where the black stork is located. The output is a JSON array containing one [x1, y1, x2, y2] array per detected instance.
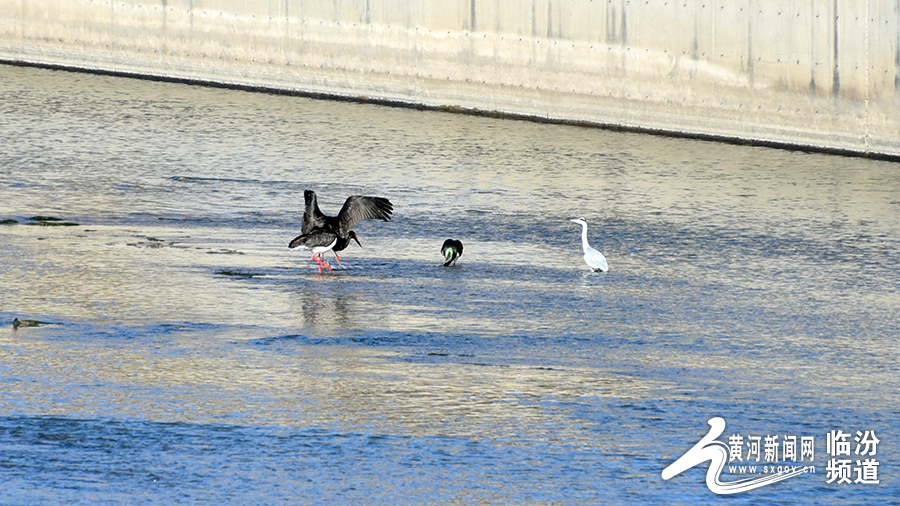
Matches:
[[289, 228, 340, 273], [441, 239, 463, 267], [289, 190, 393, 272], [303, 190, 372, 262]]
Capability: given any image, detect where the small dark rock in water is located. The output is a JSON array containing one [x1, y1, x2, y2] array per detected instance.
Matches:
[[0, 219, 17, 225], [12, 318, 51, 329]]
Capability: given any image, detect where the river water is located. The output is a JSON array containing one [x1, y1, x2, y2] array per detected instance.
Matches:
[[1, 64, 898, 504]]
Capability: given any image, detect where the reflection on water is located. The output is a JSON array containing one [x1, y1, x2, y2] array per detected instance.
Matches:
[[1, 64, 899, 504]]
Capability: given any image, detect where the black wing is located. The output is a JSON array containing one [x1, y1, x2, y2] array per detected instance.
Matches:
[[335, 196, 393, 238], [301, 190, 328, 235]]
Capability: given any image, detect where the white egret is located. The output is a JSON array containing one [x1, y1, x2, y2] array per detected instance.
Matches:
[[569, 218, 609, 272]]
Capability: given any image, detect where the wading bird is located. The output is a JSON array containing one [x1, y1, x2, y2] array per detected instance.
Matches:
[[569, 218, 608, 272], [289, 228, 340, 273], [441, 239, 463, 267], [330, 230, 362, 263], [289, 190, 393, 272], [287, 229, 362, 273]]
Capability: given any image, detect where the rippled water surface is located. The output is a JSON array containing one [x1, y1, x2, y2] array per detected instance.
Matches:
[[1, 65, 899, 504]]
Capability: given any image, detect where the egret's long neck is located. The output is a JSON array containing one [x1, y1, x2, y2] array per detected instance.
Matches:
[[580, 223, 591, 253]]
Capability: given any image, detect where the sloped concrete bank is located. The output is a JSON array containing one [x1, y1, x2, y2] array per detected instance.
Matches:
[[2, 0, 898, 159]]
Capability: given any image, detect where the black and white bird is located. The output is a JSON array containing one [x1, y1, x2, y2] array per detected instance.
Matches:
[[288, 229, 340, 273], [569, 218, 608, 272], [441, 239, 463, 267], [289, 190, 393, 272]]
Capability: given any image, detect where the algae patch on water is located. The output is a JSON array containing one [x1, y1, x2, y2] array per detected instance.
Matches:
[[0, 218, 17, 225], [215, 270, 261, 278], [12, 318, 55, 329], [27, 216, 80, 226]]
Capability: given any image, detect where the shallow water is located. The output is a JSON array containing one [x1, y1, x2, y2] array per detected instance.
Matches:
[[1, 64, 899, 504]]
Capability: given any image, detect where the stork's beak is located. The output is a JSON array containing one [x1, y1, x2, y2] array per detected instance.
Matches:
[[352, 234, 363, 248]]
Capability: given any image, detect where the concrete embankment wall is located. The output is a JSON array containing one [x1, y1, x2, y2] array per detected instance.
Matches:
[[2, 1, 899, 158]]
